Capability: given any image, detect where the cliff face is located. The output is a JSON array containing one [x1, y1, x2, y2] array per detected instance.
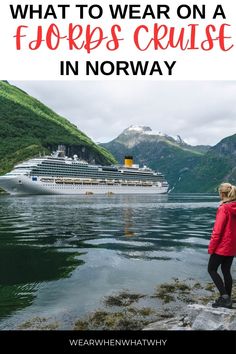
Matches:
[[0, 81, 116, 175], [211, 135, 236, 157]]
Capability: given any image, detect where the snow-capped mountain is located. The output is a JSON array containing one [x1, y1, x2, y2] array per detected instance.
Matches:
[[114, 125, 188, 149], [100, 126, 210, 192]]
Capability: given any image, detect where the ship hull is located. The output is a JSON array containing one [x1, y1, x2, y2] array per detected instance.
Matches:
[[0, 175, 168, 195]]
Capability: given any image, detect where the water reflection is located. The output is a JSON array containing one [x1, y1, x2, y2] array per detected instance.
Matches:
[[0, 193, 221, 328], [0, 245, 83, 319], [0, 197, 86, 320], [0, 284, 35, 319], [0, 247, 84, 285], [123, 208, 135, 238]]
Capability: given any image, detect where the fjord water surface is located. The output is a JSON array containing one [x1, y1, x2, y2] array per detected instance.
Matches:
[[0, 193, 231, 329]]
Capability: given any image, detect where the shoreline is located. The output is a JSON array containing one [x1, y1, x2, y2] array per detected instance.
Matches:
[[10, 278, 236, 330]]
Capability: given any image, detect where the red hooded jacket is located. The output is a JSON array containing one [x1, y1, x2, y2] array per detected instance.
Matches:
[[208, 201, 236, 256]]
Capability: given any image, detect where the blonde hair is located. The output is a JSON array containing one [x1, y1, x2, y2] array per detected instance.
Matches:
[[218, 182, 236, 201]]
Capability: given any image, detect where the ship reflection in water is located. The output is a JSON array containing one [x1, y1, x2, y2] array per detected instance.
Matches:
[[124, 208, 135, 238], [122, 194, 168, 238], [0, 193, 231, 330]]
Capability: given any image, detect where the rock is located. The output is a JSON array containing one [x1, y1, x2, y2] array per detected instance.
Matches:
[[189, 304, 236, 330], [143, 315, 191, 330], [143, 303, 236, 330]]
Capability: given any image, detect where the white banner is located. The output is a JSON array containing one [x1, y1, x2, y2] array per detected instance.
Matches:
[[0, 0, 236, 80]]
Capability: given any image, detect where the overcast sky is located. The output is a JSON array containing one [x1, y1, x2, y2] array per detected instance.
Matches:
[[10, 80, 236, 146]]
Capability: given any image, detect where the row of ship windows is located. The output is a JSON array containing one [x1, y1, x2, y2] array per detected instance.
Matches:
[[31, 173, 165, 182], [43, 159, 161, 172], [31, 171, 164, 180], [34, 168, 158, 177], [42, 163, 92, 169], [41, 184, 158, 188], [37, 165, 161, 176]]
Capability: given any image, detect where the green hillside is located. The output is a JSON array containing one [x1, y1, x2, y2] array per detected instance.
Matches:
[[101, 126, 236, 193], [0, 81, 116, 175], [176, 134, 236, 192]]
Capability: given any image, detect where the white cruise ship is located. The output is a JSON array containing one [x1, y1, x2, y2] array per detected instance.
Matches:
[[0, 148, 168, 195]]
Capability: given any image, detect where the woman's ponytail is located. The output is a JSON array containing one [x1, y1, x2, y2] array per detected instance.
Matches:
[[228, 185, 236, 201], [219, 182, 236, 201]]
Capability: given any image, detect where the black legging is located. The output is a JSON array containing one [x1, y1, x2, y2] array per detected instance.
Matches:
[[208, 254, 234, 296]]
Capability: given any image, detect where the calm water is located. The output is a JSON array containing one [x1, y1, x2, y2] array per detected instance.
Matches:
[[0, 193, 234, 329]]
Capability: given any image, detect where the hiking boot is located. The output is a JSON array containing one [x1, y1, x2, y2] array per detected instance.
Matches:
[[212, 296, 232, 309]]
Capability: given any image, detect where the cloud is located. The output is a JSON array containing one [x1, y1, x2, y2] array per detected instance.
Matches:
[[10, 80, 236, 146]]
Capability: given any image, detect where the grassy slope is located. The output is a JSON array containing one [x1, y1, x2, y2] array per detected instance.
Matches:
[[174, 156, 232, 192], [0, 81, 116, 174], [175, 135, 236, 192], [102, 134, 236, 193]]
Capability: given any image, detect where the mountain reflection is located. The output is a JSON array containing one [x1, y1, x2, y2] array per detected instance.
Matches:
[[0, 247, 83, 285], [0, 247, 83, 319]]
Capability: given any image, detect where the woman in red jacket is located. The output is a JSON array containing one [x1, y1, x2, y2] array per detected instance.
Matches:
[[208, 182, 236, 309]]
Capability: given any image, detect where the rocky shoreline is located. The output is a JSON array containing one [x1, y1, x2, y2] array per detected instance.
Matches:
[[144, 304, 236, 330], [15, 278, 236, 330]]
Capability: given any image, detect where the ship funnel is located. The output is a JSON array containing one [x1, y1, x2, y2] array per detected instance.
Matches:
[[124, 156, 133, 168]]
